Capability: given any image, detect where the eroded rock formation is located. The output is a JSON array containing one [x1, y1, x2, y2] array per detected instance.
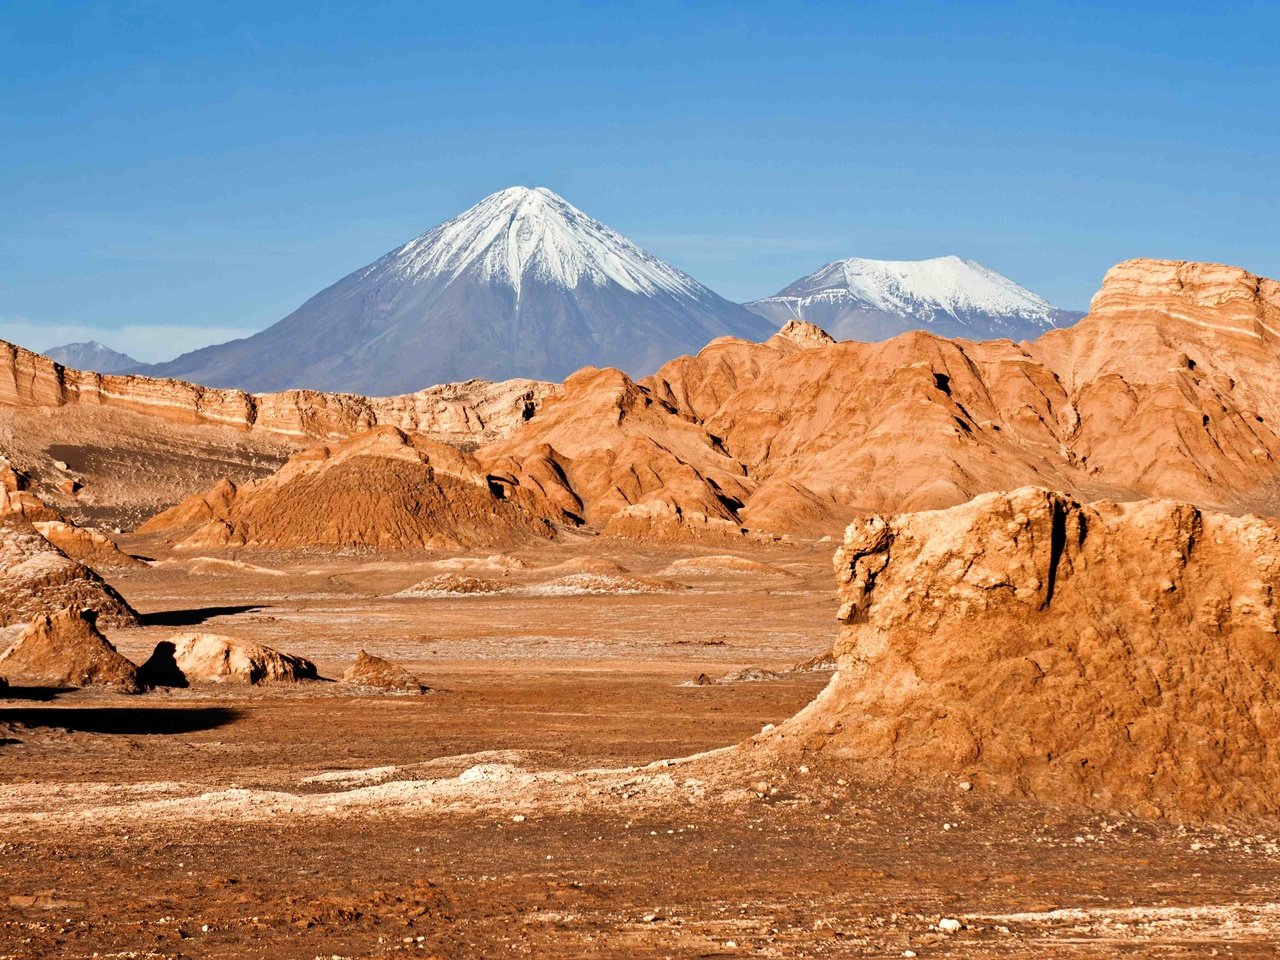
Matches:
[[0, 518, 139, 627], [0, 607, 140, 691], [775, 487, 1280, 819], [0, 337, 557, 445], [139, 633, 318, 685], [139, 426, 571, 549], [479, 258, 1280, 538], [342, 650, 429, 693]]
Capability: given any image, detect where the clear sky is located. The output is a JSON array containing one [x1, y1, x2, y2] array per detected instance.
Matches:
[[2, 0, 1277, 361]]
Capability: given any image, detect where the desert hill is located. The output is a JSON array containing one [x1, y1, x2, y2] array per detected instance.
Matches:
[[0, 336, 557, 526], [4, 257, 1280, 542], [761, 487, 1280, 819], [479, 257, 1280, 537], [140, 426, 570, 549], [0, 517, 139, 628]]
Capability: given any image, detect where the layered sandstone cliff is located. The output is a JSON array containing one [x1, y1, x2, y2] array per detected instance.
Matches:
[[770, 487, 1280, 819], [0, 338, 557, 445], [11, 258, 1280, 540]]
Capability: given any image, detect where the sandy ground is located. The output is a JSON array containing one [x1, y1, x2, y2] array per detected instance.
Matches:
[[3, 538, 1280, 958]]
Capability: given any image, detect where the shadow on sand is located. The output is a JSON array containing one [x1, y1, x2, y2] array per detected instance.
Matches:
[[0, 686, 75, 702], [142, 605, 263, 627], [0, 706, 240, 736]]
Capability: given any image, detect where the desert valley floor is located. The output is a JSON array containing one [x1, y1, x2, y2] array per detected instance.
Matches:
[[4, 536, 1280, 959]]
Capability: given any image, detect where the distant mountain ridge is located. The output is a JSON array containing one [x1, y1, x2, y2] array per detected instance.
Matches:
[[141, 187, 772, 394], [744, 255, 1082, 341], [45, 341, 139, 373]]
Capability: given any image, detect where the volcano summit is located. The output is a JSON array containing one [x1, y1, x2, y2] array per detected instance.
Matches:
[[143, 187, 771, 394]]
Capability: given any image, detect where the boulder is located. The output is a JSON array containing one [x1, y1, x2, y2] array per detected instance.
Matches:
[[139, 633, 318, 686], [342, 650, 429, 694]]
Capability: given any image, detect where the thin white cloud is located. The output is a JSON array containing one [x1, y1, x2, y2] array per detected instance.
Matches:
[[0, 319, 260, 365]]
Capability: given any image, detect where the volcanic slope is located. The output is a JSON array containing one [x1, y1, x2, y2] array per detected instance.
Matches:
[[744, 254, 1083, 341], [480, 257, 1280, 536], [754, 486, 1280, 820], [141, 186, 772, 393], [139, 426, 571, 549]]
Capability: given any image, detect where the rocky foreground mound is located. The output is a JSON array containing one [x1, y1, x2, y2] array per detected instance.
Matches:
[[774, 487, 1280, 819], [139, 426, 570, 549], [0, 518, 139, 627], [0, 607, 140, 692]]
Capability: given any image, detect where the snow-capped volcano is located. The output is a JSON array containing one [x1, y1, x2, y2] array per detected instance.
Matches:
[[392, 186, 708, 301], [144, 187, 771, 394], [744, 255, 1082, 342]]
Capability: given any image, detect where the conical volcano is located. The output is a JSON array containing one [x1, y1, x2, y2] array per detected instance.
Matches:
[[144, 187, 772, 394]]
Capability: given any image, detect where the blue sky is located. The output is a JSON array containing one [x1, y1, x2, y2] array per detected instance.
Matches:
[[2, 1, 1277, 361]]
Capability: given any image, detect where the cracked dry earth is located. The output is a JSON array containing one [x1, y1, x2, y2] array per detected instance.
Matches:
[[2, 540, 1279, 958]]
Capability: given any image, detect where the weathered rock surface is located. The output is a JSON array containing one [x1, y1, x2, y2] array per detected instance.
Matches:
[[776, 487, 1280, 819], [31, 522, 144, 569], [394, 574, 508, 597], [0, 518, 139, 627], [139, 633, 318, 686], [0, 337, 557, 445], [9, 258, 1280, 542], [139, 426, 570, 549], [0, 481, 141, 568], [342, 650, 429, 693], [0, 607, 140, 691], [481, 258, 1280, 537]]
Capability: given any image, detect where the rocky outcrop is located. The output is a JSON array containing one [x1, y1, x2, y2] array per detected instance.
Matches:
[[480, 258, 1280, 537], [1, 461, 29, 493], [0, 338, 557, 444], [31, 521, 145, 569], [0, 607, 140, 692], [774, 487, 1280, 819], [139, 426, 571, 549], [10, 258, 1280, 541], [138, 633, 318, 685], [0, 518, 139, 627], [1, 483, 142, 568], [774, 319, 836, 348], [481, 366, 756, 540], [342, 650, 429, 693]]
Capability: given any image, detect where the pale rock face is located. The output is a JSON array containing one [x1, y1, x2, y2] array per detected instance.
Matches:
[[774, 487, 1280, 819], [139, 633, 318, 686], [773, 319, 836, 348]]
